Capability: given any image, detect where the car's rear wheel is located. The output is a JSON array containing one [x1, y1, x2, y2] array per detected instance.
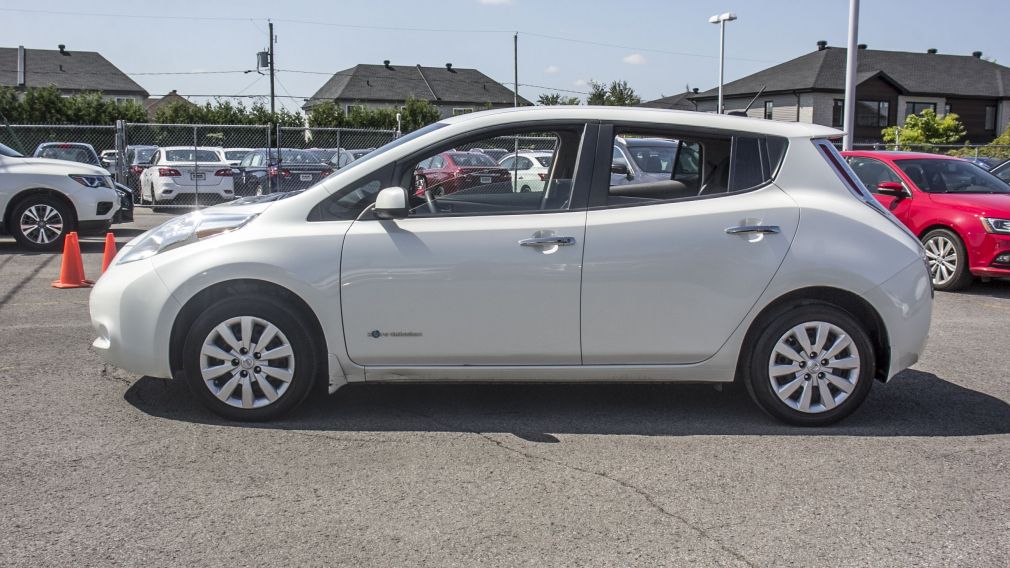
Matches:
[[922, 228, 973, 291], [520, 185, 531, 193], [742, 303, 875, 426], [11, 195, 74, 252], [181, 295, 318, 421]]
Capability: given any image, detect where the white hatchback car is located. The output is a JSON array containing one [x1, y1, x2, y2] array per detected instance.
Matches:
[[138, 146, 235, 204], [91, 107, 932, 425], [499, 151, 553, 192], [1, 142, 120, 251]]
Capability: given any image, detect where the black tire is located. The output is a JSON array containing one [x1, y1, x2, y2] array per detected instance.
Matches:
[[520, 185, 531, 193], [181, 294, 320, 421], [10, 195, 75, 252], [742, 302, 875, 426], [921, 228, 973, 291]]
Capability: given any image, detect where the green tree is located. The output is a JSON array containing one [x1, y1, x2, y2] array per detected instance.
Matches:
[[946, 124, 1010, 161], [586, 80, 641, 106], [398, 98, 440, 132], [20, 86, 67, 124], [537, 93, 581, 106], [306, 101, 345, 128], [882, 109, 966, 148], [0, 86, 23, 123]]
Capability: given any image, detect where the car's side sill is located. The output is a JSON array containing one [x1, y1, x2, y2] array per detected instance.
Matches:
[[364, 364, 734, 383]]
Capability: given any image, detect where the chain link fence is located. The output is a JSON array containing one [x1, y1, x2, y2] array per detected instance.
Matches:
[[851, 143, 1010, 168], [0, 122, 403, 211]]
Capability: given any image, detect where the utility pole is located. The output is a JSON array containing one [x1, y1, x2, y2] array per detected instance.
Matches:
[[842, 0, 859, 150], [269, 20, 276, 117], [513, 32, 518, 107]]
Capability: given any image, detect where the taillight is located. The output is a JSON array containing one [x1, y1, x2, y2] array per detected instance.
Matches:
[[538, 173, 548, 181], [214, 168, 232, 177], [130, 165, 144, 175], [158, 168, 181, 177], [267, 166, 290, 177], [319, 168, 333, 178]]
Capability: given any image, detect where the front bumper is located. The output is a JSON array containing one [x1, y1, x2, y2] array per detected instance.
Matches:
[[969, 232, 1010, 278], [90, 258, 179, 378]]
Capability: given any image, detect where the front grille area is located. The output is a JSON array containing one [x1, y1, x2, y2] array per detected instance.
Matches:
[[96, 201, 114, 216]]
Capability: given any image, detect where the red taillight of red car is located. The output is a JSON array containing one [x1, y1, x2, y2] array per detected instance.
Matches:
[[130, 165, 144, 175], [214, 168, 232, 177], [319, 168, 333, 178], [158, 168, 181, 177]]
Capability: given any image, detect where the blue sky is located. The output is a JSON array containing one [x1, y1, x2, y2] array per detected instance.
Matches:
[[2, 0, 1007, 112]]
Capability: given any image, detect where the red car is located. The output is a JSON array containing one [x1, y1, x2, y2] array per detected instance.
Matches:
[[413, 151, 511, 197], [842, 150, 1010, 290]]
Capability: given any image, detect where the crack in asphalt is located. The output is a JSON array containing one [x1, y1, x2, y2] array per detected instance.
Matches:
[[394, 405, 756, 568]]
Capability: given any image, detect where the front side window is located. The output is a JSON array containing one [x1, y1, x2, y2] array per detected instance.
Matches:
[[847, 156, 903, 192], [894, 158, 1010, 194], [856, 100, 889, 127]]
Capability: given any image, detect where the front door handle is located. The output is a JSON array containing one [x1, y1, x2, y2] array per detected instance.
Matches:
[[519, 236, 577, 247], [725, 225, 781, 235]]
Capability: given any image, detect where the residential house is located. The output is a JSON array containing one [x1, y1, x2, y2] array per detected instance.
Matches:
[[689, 43, 1010, 143], [144, 90, 197, 119], [303, 62, 530, 118], [0, 45, 148, 104], [639, 90, 699, 111]]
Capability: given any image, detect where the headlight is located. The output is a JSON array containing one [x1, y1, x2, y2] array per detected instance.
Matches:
[[117, 212, 257, 264], [69, 174, 111, 188], [981, 217, 1010, 234]]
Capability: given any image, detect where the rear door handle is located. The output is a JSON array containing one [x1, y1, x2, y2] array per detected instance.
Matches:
[[519, 236, 576, 247], [725, 225, 781, 235]]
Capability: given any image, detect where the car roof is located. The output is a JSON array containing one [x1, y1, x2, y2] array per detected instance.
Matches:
[[37, 142, 95, 148], [438, 106, 842, 139], [841, 150, 964, 161], [160, 146, 224, 151]]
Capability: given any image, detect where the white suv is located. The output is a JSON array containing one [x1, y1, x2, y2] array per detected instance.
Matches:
[[1, 142, 120, 251]]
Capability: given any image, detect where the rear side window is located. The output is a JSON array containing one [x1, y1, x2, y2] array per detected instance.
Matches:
[[604, 129, 787, 206]]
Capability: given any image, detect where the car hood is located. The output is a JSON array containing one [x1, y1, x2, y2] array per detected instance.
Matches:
[[928, 192, 1010, 217], [15, 156, 110, 176]]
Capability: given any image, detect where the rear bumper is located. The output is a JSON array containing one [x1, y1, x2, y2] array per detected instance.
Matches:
[[862, 258, 934, 380]]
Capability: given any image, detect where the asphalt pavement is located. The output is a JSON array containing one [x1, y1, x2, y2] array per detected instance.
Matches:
[[1, 210, 1008, 567]]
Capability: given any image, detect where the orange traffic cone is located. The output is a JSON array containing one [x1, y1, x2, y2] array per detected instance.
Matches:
[[52, 232, 92, 289], [101, 232, 117, 273]]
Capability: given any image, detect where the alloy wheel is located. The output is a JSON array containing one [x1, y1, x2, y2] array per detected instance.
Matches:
[[19, 204, 64, 245], [767, 321, 861, 413], [924, 235, 958, 286], [199, 316, 295, 409]]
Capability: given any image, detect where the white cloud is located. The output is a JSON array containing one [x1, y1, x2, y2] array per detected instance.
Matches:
[[544, 65, 560, 74], [478, 0, 512, 5], [573, 79, 588, 87], [622, 53, 647, 65]]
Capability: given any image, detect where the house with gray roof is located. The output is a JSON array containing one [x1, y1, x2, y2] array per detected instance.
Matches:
[[690, 42, 1010, 143], [639, 90, 699, 111], [303, 62, 530, 119], [0, 45, 148, 103]]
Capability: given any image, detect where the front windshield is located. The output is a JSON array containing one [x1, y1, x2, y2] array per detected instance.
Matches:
[[894, 158, 1010, 194], [225, 150, 250, 161], [0, 142, 23, 157], [344, 122, 447, 169], [628, 144, 678, 174]]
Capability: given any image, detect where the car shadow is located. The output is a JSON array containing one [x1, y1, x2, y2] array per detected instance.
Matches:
[[124, 370, 1010, 439], [949, 278, 1010, 300]]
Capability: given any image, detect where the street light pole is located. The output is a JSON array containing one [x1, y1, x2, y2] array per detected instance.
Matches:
[[709, 12, 737, 114], [842, 0, 860, 150]]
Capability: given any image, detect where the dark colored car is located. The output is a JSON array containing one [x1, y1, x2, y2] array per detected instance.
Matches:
[[33, 142, 103, 167], [122, 145, 159, 199], [234, 148, 333, 196], [413, 151, 512, 197], [112, 182, 134, 223], [962, 156, 1002, 170], [348, 148, 375, 160]]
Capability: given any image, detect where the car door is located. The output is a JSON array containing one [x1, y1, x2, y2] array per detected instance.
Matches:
[[581, 128, 799, 364], [847, 156, 913, 223], [340, 123, 595, 367]]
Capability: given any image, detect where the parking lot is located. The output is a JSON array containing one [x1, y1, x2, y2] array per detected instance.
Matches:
[[0, 210, 1007, 567]]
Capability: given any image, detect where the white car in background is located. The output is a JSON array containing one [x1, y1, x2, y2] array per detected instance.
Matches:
[[499, 151, 553, 192], [222, 148, 253, 167], [0, 142, 119, 251], [139, 146, 235, 205], [91, 107, 931, 425]]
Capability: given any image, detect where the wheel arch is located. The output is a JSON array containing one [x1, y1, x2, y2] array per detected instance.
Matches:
[[169, 279, 328, 388], [3, 187, 79, 231], [739, 286, 891, 382], [917, 223, 961, 240]]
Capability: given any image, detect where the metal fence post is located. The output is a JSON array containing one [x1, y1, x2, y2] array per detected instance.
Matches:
[[193, 124, 200, 209], [335, 128, 341, 153], [115, 120, 127, 184]]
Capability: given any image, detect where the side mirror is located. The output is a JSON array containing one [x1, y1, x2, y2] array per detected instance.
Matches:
[[610, 162, 629, 176], [374, 186, 409, 220], [876, 182, 910, 199]]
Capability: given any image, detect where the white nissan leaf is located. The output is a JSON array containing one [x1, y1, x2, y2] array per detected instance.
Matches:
[[90, 107, 932, 425]]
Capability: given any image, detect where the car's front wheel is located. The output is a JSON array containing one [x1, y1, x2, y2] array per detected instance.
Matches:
[[922, 228, 973, 291], [181, 295, 319, 421], [11, 195, 74, 251], [742, 303, 875, 426]]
